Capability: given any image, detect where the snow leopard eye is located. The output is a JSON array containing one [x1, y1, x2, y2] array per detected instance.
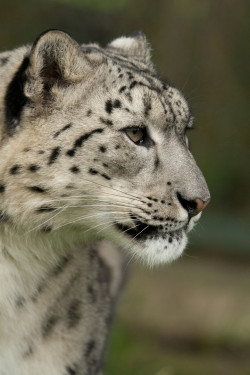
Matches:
[[124, 127, 146, 145]]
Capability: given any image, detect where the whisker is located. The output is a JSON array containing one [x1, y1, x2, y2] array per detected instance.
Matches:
[[25, 205, 68, 235], [80, 178, 146, 201], [54, 211, 130, 231], [131, 225, 149, 241], [50, 203, 137, 211]]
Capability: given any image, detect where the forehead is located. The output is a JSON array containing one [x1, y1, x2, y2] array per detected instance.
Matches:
[[102, 52, 192, 133]]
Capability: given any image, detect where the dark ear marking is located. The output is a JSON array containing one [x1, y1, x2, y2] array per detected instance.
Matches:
[[4, 57, 29, 136]]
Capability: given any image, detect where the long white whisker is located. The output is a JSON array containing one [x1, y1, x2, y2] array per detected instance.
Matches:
[[25, 205, 68, 235], [54, 211, 130, 231], [131, 225, 149, 241], [95, 218, 140, 235], [80, 178, 145, 201], [49, 203, 137, 210], [82, 217, 133, 236]]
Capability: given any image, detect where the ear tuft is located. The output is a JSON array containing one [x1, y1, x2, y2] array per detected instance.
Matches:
[[108, 31, 153, 67]]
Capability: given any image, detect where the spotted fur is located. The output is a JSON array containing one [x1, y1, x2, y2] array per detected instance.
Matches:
[[0, 30, 210, 374]]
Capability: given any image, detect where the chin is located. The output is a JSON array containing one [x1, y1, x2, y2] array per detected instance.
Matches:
[[130, 229, 188, 267]]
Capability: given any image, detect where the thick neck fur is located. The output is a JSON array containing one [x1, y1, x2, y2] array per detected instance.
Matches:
[[0, 223, 125, 375]]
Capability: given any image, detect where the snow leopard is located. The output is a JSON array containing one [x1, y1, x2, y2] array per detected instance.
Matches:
[[0, 30, 210, 375]]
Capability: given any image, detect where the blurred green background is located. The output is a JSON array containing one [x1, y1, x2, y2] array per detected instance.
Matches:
[[1, 0, 249, 374]]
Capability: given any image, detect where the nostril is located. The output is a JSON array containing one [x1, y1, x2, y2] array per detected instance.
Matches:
[[176, 192, 210, 217]]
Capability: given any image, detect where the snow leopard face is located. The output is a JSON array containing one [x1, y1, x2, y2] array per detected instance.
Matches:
[[0, 30, 210, 266]]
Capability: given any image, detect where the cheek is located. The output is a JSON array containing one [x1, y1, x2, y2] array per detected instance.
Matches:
[[98, 140, 144, 177]]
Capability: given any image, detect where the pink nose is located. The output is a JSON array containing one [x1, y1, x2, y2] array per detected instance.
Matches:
[[193, 198, 210, 216], [177, 193, 210, 217]]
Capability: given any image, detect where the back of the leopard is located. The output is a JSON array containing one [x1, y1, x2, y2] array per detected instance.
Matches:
[[0, 30, 210, 375]]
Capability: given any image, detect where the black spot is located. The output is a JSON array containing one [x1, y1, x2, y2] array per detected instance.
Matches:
[[115, 144, 120, 149], [147, 203, 152, 207], [99, 145, 106, 153], [48, 147, 61, 165], [28, 164, 40, 172], [89, 168, 98, 175], [38, 150, 45, 154], [101, 174, 111, 180], [87, 109, 92, 117], [66, 128, 104, 157], [118, 73, 123, 79], [127, 71, 134, 80], [67, 299, 82, 328], [54, 123, 72, 138], [103, 163, 108, 168], [0, 184, 5, 193], [167, 181, 172, 186], [66, 149, 75, 157], [169, 237, 173, 243], [9, 165, 21, 174], [105, 99, 113, 114], [161, 200, 165, 204], [28, 186, 48, 194], [168, 203, 172, 206], [119, 86, 126, 93], [129, 81, 137, 89], [37, 205, 56, 213], [4, 57, 29, 136], [70, 166, 80, 173], [42, 314, 59, 338], [99, 117, 113, 126], [65, 184, 75, 189], [113, 99, 121, 108]]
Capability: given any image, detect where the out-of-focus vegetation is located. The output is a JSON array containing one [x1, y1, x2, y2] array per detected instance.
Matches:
[[0, 0, 249, 373]]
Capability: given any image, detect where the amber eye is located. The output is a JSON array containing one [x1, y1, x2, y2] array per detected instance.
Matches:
[[125, 127, 145, 145]]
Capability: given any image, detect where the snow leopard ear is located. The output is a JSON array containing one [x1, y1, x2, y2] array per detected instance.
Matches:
[[108, 31, 153, 67], [26, 30, 101, 99]]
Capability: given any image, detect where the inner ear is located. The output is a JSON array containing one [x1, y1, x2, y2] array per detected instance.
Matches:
[[40, 57, 63, 92]]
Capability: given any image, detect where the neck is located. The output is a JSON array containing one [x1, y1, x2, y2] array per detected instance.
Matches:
[[0, 225, 125, 375]]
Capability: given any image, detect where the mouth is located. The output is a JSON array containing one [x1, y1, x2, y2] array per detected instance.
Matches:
[[114, 220, 188, 266], [115, 221, 186, 241]]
